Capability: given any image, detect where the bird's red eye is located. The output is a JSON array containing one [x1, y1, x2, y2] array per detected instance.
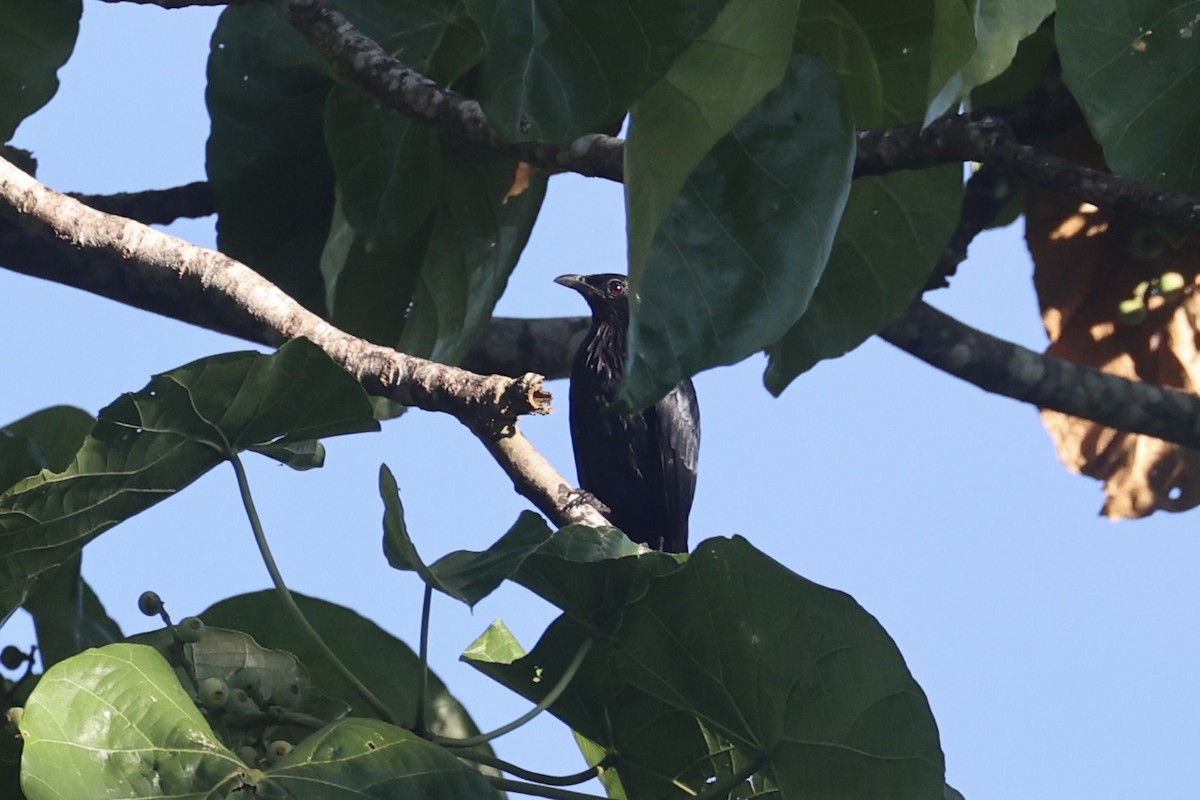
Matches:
[[607, 279, 626, 297]]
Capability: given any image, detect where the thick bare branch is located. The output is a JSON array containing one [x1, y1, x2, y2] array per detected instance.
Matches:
[[881, 302, 1200, 449], [0, 154, 606, 530]]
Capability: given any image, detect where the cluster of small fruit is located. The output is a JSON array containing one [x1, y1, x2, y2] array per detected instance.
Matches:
[[137, 591, 300, 768]]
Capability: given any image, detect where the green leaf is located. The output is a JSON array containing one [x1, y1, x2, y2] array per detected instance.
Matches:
[[764, 166, 962, 391], [765, 0, 965, 388], [465, 614, 713, 798], [0, 340, 377, 621], [622, 51, 853, 409], [462, 0, 731, 141], [207, 3, 336, 314], [926, 0, 1053, 122], [396, 136, 548, 365], [19, 644, 243, 800], [613, 537, 944, 799], [471, 535, 944, 799], [201, 591, 488, 741], [0, 0, 80, 142], [267, 718, 500, 799], [318, 2, 543, 362], [23, 555, 121, 668], [0, 406, 93, 493], [382, 466, 553, 607], [1058, 0, 1200, 194], [626, 0, 799, 282]]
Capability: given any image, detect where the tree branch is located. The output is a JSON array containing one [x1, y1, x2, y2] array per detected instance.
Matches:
[[880, 301, 1200, 449], [271, 0, 625, 181], [98, 0, 245, 7], [0, 154, 607, 530], [72, 181, 214, 224]]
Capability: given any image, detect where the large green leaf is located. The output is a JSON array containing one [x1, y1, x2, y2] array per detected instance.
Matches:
[[1058, 0, 1200, 194], [764, 0, 964, 389], [0, 0, 80, 143], [614, 537, 943, 798], [469, 534, 942, 799], [381, 466, 552, 607], [461, 0, 730, 141], [622, 49, 854, 410], [0, 340, 378, 621], [926, 0, 1053, 123], [202, 590, 489, 743], [207, 2, 336, 314], [19, 644, 242, 800]]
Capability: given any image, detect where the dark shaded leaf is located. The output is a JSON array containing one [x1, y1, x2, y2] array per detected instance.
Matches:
[[765, 0, 964, 389], [23, 555, 121, 668], [462, 0, 730, 141], [612, 537, 944, 799], [469, 534, 944, 799], [0, 0, 80, 142], [207, 2, 335, 314], [623, 50, 853, 410], [1058, 0, 1200, 194]]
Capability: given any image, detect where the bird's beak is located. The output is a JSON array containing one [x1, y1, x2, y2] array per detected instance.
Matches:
[[554, 274, 587, 291]]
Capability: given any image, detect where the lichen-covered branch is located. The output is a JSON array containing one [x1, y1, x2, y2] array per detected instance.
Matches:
[[0, 155, 607, 529], [880, 302, 1200, 449]]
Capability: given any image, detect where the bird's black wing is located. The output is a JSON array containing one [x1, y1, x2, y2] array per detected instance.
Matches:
[[649, 378, 700, 552]]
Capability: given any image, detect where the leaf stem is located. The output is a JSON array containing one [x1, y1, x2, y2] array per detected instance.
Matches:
[[487, 776, 607, 800], [434, 637, 594, 748], [414, 582, 433, 736], [455, 749, 603, 786], [228, 453, 396, 724]]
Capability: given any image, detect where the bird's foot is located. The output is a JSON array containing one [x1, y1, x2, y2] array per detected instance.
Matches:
[[562, 487, 610, 517]]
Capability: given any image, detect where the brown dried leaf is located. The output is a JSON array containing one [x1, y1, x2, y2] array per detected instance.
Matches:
[[1027, 128, 1200, 519], [503, 162, 539, 203]]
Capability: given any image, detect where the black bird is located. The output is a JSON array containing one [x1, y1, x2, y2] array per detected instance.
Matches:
[[555, 273, 700, 552]]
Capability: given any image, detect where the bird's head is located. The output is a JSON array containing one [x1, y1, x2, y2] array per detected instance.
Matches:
[[554, 273, 631, 324]]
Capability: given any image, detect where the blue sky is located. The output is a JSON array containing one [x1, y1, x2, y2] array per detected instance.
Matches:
[[4, 4, 1199, 799]]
